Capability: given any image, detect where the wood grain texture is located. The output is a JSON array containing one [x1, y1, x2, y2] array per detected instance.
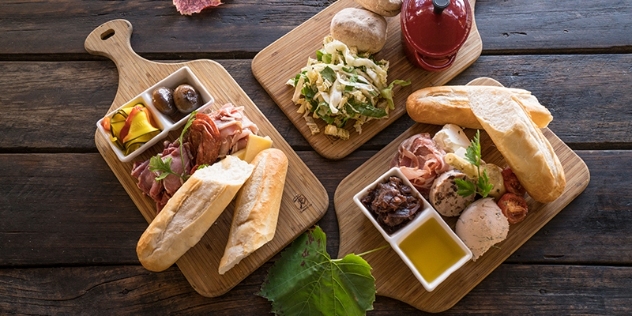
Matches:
[[1, 0, 631, 56], [2, 0, 632, 313], [252, 0, 482, 159], [0, 150, 630, 313], [84, 20, 328, 297], [334, 78, 590, 312], [1, 264, 630, 314], [2, 54, 632, 152], [1, 150, 630, 266]]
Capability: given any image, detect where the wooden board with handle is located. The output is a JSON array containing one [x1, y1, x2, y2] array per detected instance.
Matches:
[[252, 0, 482, 160], [333, 78, 590, 312], [85, 19, 329, 297]]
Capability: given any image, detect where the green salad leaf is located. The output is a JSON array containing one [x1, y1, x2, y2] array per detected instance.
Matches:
[[287, 36, 410, 139], [259, 226, 376, 316]]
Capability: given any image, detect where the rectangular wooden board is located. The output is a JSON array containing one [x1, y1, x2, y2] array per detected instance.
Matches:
[[334, 124, 590, 312], [252, 0, 482, 159], [87, 19, 329, 298]]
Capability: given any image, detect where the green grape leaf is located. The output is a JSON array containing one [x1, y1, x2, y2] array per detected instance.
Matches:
[[259, 226, 376, 316]]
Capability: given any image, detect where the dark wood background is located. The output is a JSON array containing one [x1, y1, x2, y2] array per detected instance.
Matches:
[[1, 0, 631, 314]]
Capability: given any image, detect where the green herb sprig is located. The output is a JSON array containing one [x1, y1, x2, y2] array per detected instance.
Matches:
[[455, 130, 494, 198], [148, 111, 197, 181]]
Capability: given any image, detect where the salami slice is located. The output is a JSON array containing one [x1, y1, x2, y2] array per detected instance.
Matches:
[[173, 0, 222, 15]]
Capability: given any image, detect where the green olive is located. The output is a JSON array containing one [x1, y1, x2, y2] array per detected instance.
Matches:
[[151, 87, 176, 115], [173, 84, 200, 113]]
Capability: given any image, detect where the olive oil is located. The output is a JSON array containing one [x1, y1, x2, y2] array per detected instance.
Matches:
[[399, 217, 466, 283]]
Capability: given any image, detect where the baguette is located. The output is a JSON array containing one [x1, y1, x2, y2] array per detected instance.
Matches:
[[136, 155, 254, 272], [466, 86, 566, 203], [406, 85, 553, 129], [218, 148, 288, 274]]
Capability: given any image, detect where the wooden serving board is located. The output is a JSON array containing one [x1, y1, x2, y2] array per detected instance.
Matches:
[[85, 20, 329, 297], [252, 0, 483, 160], [334, 78, 591, 312]]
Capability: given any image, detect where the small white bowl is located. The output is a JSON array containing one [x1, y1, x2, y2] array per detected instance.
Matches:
[[96, 66, 215, 163], [353, 167, 472, 292]]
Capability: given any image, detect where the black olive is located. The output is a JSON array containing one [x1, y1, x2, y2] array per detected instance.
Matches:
[[173, 84, 200, 113], [151, 87, 176, 115]]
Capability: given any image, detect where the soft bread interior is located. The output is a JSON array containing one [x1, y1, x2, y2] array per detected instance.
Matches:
[[467, 86, 565, 203], [136, 156, 254, 272], [218, 148, 288, 274]]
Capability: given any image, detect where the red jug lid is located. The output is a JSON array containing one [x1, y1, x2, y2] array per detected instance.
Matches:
[[401, 0, 472, 57]]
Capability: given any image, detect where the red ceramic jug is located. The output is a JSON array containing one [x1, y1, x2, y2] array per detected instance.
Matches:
[[401, 0, 472, 71]]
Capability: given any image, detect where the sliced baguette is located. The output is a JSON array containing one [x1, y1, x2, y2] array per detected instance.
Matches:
[[466, 86, 566, 203], [218, 148, 288, 274], [406, 85, 553, 129], [136, 155, 254, 272]]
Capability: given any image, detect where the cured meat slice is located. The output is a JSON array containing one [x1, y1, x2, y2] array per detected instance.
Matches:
[[188, 112, 221, 167], [390, 133, 451, 198], [173, 0, 222, 15]]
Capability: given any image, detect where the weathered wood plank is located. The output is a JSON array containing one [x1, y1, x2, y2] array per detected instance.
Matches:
[[1, 0, 630, 56], [0, 150, 630, 266], [0, 264, 630, 314], [1, 54, 631, 151]]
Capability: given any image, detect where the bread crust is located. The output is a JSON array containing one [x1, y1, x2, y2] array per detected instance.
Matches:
[[466, 86, 566, 203], [136, 156, 254, 272], [218, 148, 289, 274], [354, 0, 402, 17], [406, 85, 553, 129], [330, 8, 387, 54]]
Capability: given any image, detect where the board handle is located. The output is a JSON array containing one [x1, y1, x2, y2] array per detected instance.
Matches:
[[84, 19, 147, 73]]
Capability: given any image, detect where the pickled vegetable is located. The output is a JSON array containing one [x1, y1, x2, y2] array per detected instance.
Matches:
[[101, 103, 161, 155]]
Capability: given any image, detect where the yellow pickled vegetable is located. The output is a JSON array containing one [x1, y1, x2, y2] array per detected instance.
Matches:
[[102, 103, 161, 155]]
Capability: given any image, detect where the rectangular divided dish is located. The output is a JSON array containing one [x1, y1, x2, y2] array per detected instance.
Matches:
[[96, 66, 215, 162], [353, 167, 472, 292]]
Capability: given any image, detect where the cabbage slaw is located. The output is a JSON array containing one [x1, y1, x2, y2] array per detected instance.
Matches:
[[287, 36, 409, 140]]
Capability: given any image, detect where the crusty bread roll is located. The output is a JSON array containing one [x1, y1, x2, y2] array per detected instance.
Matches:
[[330, 8, 387, 54], [466, 86, 566, 203], [218, 148, 288, 274], [406, 85, 553, 129], [354, 0, 402, 17], [136, 155, 254, 272]]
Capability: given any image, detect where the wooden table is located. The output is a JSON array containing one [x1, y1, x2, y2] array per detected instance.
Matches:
[[1, 0, 631, 314]]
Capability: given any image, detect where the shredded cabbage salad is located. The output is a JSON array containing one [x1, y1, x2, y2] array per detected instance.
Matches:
[[287, 36, 410, 140]]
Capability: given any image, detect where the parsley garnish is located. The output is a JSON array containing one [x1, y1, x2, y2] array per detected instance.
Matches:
[[455, 130, 494, 198], [148, 111, 198, 181]]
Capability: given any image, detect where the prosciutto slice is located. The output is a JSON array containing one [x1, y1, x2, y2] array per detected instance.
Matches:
[[208, 103, 258, 158], [390, 133, 451, 198], [173, 0, 222, 15]]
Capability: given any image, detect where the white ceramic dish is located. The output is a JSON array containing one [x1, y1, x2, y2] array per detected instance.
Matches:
[[96, 66, 214, 162], [353, 167, 472, 292]]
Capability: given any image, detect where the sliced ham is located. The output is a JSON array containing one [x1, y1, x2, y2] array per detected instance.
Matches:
[[208, 103, 258, 157], [390, 133, 451, 198], [131, 103, 258, 214]]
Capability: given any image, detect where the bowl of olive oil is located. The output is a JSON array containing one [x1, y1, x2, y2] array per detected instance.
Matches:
[[353, 167, 472, 292]]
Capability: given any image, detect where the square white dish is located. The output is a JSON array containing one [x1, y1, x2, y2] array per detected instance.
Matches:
[[96, 66, 214, 163], [353, 167, 472, 292]]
